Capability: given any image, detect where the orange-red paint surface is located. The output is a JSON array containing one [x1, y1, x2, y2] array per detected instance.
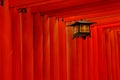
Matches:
[[0, 0, 120, 80]]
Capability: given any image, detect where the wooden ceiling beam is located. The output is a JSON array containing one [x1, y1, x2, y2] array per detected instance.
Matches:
[[64, 8, 120, 21], [31, 0, 101, 13], [10, 0, 63, 8], [41, 1, 120, 17]]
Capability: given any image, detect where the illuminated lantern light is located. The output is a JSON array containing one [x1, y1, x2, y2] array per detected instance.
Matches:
[[68, 20, 95, 39]]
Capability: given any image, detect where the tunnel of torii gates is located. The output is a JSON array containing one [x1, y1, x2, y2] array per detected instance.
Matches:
[[0, 0, 120, 80]]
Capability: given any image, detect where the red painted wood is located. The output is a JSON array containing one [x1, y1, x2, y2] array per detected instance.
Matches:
[[105, 29, 113, 80], [42, 15, 50, 80], [10, 0, 64, 8], [21, 8, 34, 80], [33, 13, 43, 80], [64, 8, 120, 22], [87, 37, 94, 80], [39, 1, 120, 17], [38, 0, 100, 13], [114, 31, 120, 80], [12, 8, 22, 80], [76, 38, 83, 80], [0, 6, 5, 80], [110, 29, 120, 80], [91, 27, 99, 80], [66, 26, 77, 80], [0, 1, 13, 80], [97, 28, 108, 80], [1, 1, 120, 80], [110, 31, 117, 80], [117, 31, 120, 67], [49, 17, 59, 80], [58, 18, 67, 80]]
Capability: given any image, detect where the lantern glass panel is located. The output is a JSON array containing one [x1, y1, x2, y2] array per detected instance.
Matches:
[[73, 25, 79, 34], [80, 25, 90, 33]]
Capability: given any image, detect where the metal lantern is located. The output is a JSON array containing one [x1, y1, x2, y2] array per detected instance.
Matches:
[[68, 20, 95, 39]]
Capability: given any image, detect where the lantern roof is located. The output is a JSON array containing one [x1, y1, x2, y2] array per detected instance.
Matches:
[[69, 20, 94, 26]]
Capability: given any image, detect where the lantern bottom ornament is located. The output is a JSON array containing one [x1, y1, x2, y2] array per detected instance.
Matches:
[[73, 32, 91, 39]]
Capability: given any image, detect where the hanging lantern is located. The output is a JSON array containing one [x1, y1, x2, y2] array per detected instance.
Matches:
[[68, 20, 95, 39]]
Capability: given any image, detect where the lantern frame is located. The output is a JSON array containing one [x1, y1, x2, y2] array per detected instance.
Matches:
[[68, 20, 95, 39]]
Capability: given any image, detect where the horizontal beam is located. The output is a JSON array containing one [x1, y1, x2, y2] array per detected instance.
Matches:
[[31, 0, 101, 13], [41, 0, 120, 17], [10, 0, 64, 8]]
